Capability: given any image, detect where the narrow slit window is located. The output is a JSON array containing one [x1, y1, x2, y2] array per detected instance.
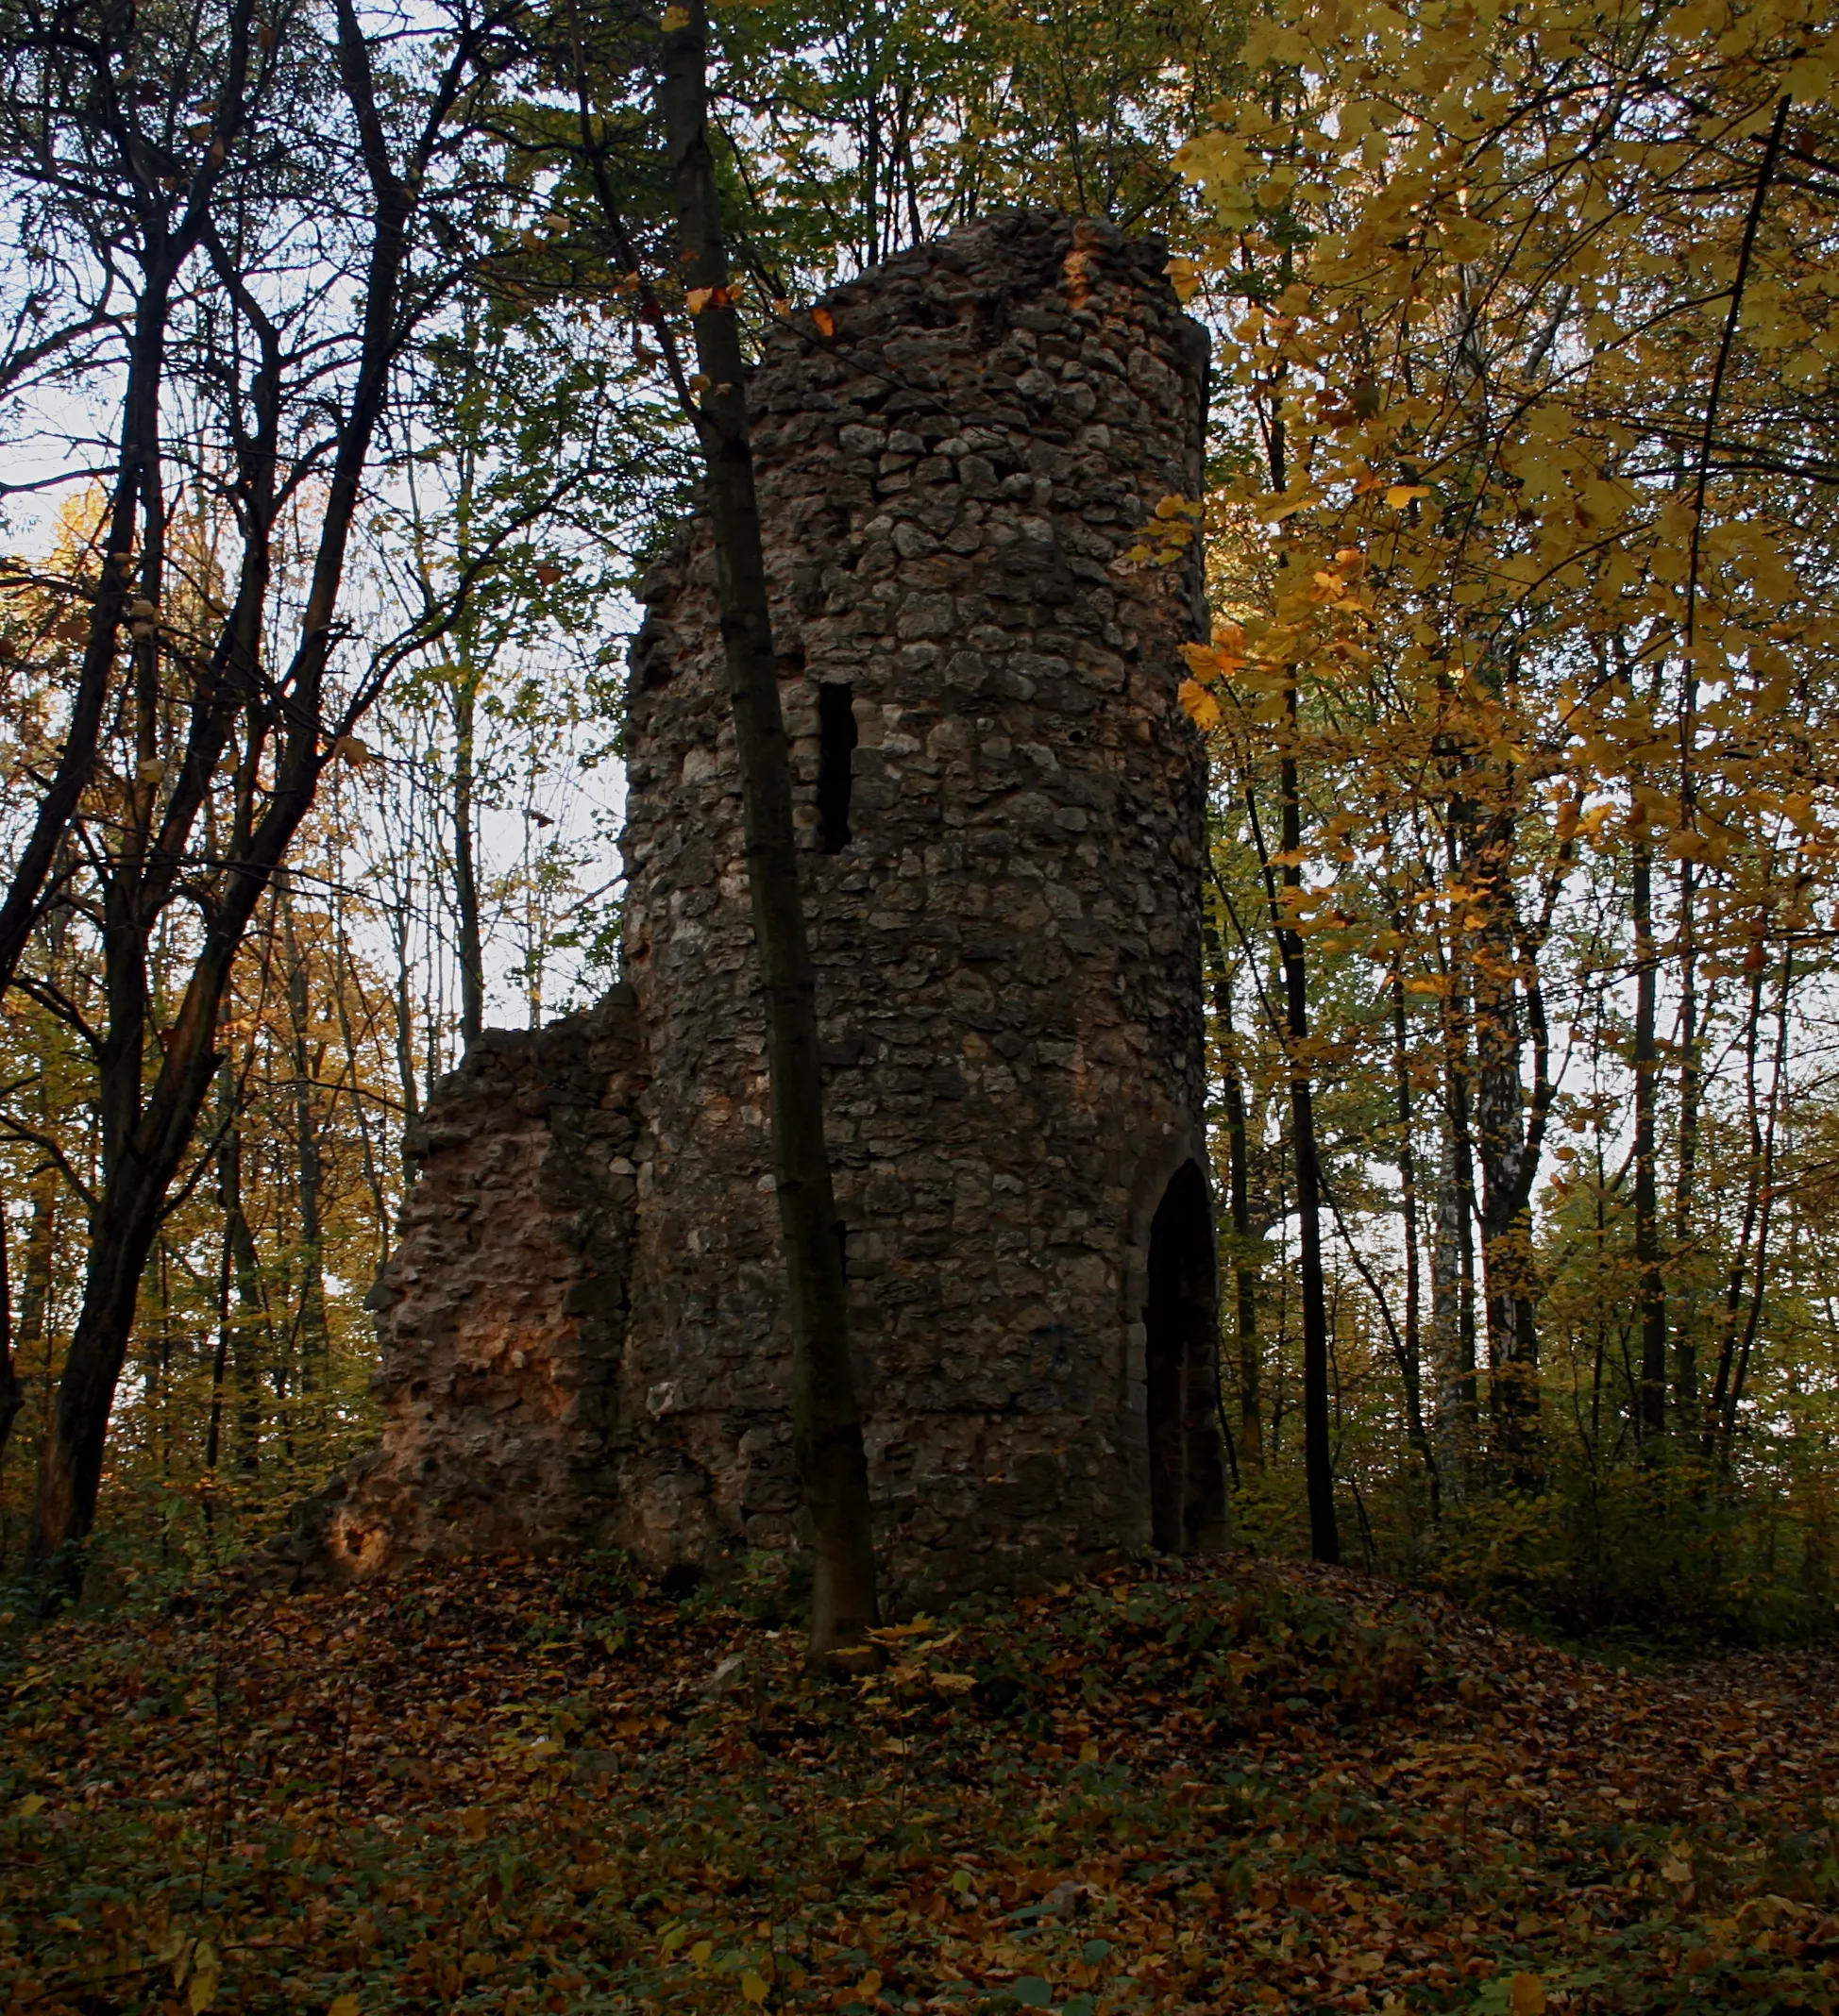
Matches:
[[817, 681, 857, 854]]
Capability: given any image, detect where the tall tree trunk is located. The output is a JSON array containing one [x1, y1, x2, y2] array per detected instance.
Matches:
[[1632, 834, 1666, 1441], [1707, 953, 1766, 1453], [1240, 748, 1336, 1555], [1391, 962, 1434, 1515], [388, 848, 423, 1142], [206, 1061, 237, 1480], [330, 878, 391, 1265], [1430, 1127, 1463, 1479], [281, 891, 329, 1385], [1206, 920, 1261, 1469], [1444, 832, 1480, 1446], [32, 1173, 168, 1588], [209, 1054, 265, 1477], [1433, 982, 1480, 1489], [1252, 320, 1337, 1562], [1278, 737, 1338, 1563], [659, 0, 879, 1659], [1469, 807, 1538, 1474], [1711, 946, 1792, 1463], [9, 1171, 58, 1470], [452, 626, 486, 1049], [1670, 858, 1701, 1424], [1724, 958, 1792, 1448], [229, 1149, 266, 1472], [0, 1221, 24, 1477]]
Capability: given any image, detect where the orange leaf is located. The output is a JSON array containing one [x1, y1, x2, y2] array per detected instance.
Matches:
[[1179, 679, 1222, 731], [812, 306, 836, 338]]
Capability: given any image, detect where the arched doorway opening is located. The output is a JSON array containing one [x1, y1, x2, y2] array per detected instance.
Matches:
[[1144, 1158, 1227, 1554]]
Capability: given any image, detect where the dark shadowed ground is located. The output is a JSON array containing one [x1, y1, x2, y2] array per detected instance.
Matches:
[[3, 1554, 1835, 2013]]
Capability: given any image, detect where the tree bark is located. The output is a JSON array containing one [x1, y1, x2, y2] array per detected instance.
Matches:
[[3, 1171, 58, 1478], [1278, 738, 1338, 1563], [210, 1058, 265, 1479], [659, 0, 879, 1659], [281, 890, 329, 1383], [1391, 960, 1435, 1515], [1631, 834, 1666, 1442], [0, 1219, 24, 1478], [1206, 920, 1260, 1469], [1469, 806, 1540, 1474], [1235, 756, 1335, 1556], [1445, 826, 1480, 1428], [1723, 956, 1792, 1448], [1433, 971, 1480, 1488], [1254, 344, 1337, 1562], [1711, 947, 1792, 1462], [207, 1061, 233, 1478], [452, 659, 486, 1048], [1671, 859, 1701, 1421], [447, 420, 487, 1053], [329, 872, 391, 1264]]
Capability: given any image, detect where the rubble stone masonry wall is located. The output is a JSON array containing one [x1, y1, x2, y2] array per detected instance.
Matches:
[[286, 211, 1225, 1597], [289, 995, 647, 1575]]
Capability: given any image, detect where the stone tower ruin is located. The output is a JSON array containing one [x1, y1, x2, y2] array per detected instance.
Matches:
[[291, 210, 1226, 1600]]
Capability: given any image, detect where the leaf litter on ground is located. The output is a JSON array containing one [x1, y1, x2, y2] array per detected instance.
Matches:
[[2, 1553, 1836, 2013]]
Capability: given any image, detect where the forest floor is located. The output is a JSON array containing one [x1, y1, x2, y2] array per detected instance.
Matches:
[[2, 1552, 1836, 2016]]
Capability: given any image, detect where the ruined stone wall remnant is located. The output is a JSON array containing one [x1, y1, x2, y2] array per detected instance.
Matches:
[[288, 210, 1226, 1598], [293, 993, 647, 1572]]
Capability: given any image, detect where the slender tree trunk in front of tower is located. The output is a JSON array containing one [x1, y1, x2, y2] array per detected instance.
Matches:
[[659, 0, 880, 1662]]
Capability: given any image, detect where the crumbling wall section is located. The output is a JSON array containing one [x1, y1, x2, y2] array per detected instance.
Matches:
[[281, 990, 646, 1578]]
